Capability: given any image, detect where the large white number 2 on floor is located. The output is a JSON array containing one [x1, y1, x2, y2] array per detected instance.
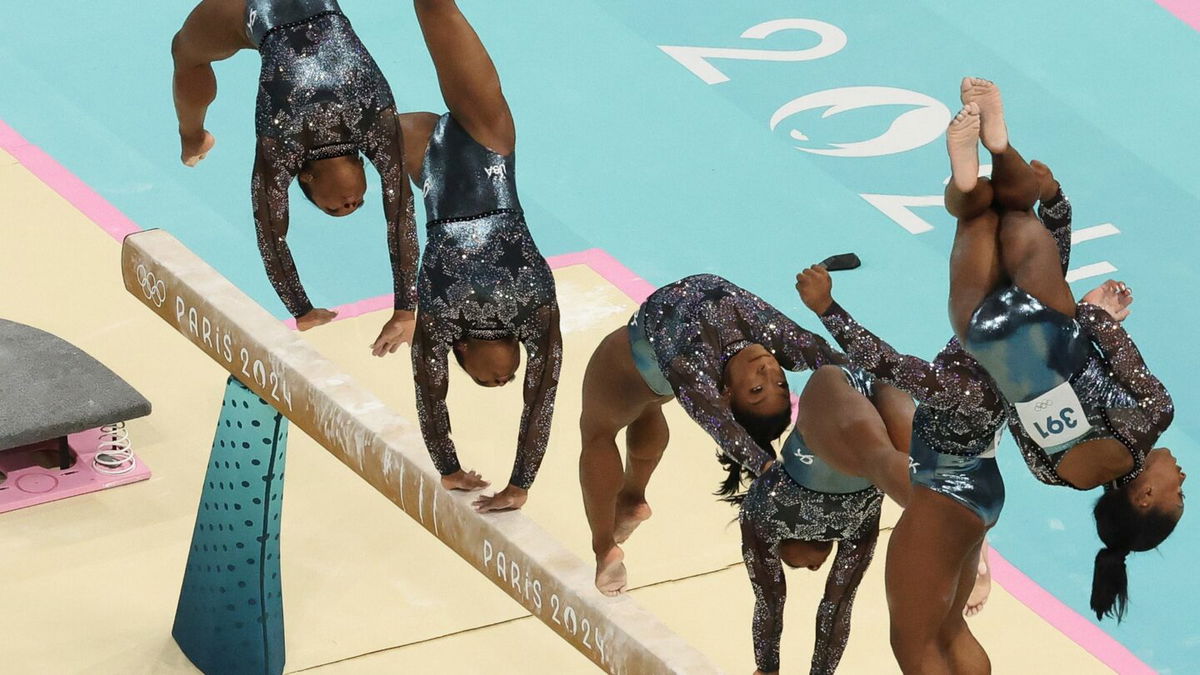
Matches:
[[659, 19, 847, 85]]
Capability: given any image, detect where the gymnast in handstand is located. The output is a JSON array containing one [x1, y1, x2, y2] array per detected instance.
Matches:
[[172, 0, 418, 351], [404, 0, 561, 512]]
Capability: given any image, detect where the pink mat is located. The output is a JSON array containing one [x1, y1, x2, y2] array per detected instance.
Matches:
[[0, 427, 151, 513]]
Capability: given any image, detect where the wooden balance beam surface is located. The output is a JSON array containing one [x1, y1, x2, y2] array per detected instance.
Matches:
[[120, 229, 722, 675]]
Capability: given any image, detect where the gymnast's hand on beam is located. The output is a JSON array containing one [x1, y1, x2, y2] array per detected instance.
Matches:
[[473, 485, 528, 513], [371, 310, 416, 356], [296, 308, 338, 331], [1081, 279, 1134, 322], [795, 264, 834, 315]]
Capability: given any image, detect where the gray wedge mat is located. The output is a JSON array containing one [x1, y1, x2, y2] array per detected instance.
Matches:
[[0, 319, 151, 450]]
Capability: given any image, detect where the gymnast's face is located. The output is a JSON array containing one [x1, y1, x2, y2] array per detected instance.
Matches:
[[299, 155, 367, 217], [1132, 448, 1186, 520], [723, 344, 790, 418], [778, 539, 833, 571], [456, 338, 520, 388]]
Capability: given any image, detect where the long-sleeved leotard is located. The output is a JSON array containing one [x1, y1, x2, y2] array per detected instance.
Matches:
[[741, 463, 881, 674], [1039, 187, 1072, 274], [967, 190, 1173, 487], [1076, 305, 1174, 475], [639, 274, 846, 473], [819, 302, 1007, 456], [411, 114, 561, 490], [991, 300, 1174, 488], [249, 3, 417, 317]]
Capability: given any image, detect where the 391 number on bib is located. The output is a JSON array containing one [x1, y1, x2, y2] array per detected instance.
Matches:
[[1014, 381, 1092, 450]]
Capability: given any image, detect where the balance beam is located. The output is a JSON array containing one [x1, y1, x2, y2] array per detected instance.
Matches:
[[121, 229, 722, 675]]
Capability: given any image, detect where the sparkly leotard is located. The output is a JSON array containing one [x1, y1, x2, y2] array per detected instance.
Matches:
[[411, 114, 561, 491], [964, 191, 1173, 489], [740, 367, 883, 674], [248, 0, 416, 317], [819, 302, 1009, 524], [627, 310, 673, 397], [637, 274, 846, 473]]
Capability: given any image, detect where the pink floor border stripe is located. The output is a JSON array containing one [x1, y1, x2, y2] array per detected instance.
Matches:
[[1155, 0, 1200, 31], [0, 120, 141, 241], [3, 115, 1155, 674], [988, 547, 1154, 674]]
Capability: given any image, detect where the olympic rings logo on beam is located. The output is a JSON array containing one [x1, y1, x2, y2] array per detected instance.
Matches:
[[136, 264, 167, 307]]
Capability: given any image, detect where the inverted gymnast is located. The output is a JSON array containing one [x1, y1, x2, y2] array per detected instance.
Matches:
[[796, 253, 1021, 673], [945, 79, 1185, 624], [739, 365, 913, 675], [578, 274, 845, 595], [172, 0, 419, 352], [404, 0, 561, 513]]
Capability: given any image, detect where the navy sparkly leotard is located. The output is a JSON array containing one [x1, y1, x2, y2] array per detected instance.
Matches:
[[411, 114, 561, 491], [247, 0, 416, 318]]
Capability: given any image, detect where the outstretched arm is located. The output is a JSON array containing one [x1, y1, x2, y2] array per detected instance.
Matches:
[[796, 265, 1002, 411], [413, 0, 515, 153], [1075, 303, 1174, 447], [251, 138, 323, 321], [509, 305, 563, 491], [411, 314, 460, 476], [1038, 187, 1072, 274], [362, 110, 420, 313], [671, 359, 774, 475], [728, 282, 846, 373], [362, 110, 420, 355]]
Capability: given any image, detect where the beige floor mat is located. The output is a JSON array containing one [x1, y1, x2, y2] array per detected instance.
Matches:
[[0, 149, 1108, 673]]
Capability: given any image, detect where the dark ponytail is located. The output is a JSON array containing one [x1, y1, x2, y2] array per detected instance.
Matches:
[[715, 404, 791, 503], [1090, 547, 1130, 622], [1090, 486, 1180, 622]]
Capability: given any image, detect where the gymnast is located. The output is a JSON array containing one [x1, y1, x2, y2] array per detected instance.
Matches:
[[404, 0, 561, 513], [739, 364, 913, 675], [578, 273, 845, 595], [796, 254, 1014, 673], [171, 0, 418, 352], [945, 79, 1185, 624]]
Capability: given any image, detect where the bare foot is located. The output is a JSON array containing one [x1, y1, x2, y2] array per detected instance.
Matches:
[[181, 130, 215, 167], [947, 103, 981, 193], [964, 543, 992, 617], [960, 77, 1007, 154], [1030, 160, 1060, 203], [613, 497, 652, 544], [441, 469, 490, 492], [595, 546, 628, 596]]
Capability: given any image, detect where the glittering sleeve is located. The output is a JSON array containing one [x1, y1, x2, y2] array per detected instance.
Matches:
[[819, 301, 1002, 412], [411, 312, 460, 476], [735, 285, 846, 372], [361, 109, 419, 312], [251, 137, 312, 318], [671, 356, 774, 474], [810, 519, 879, 675], [509, 303, 562, 490], [1038, 187, 1072, 274], [741, 511, 785, 673], [1075, 303, 1174, 448]]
